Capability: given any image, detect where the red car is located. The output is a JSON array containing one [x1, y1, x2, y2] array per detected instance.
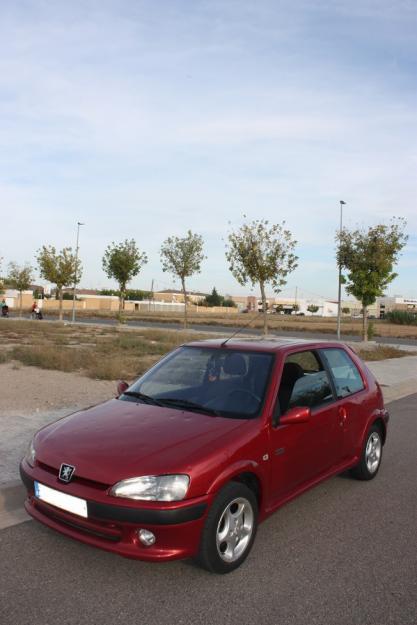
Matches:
[[20, 339, 388, 573]]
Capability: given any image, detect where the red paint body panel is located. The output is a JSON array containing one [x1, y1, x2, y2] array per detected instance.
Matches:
[[21, 339, 387, 562]]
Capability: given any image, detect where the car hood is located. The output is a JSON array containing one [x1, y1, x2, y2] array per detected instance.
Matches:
[[35, 399, 248, 485]]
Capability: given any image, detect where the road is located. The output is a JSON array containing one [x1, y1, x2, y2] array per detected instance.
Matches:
[[1, 394, 416, 625], [7, 312, 417, 346]]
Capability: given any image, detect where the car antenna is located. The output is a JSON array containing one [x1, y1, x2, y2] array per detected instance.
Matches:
[[221, 312, 260, 347]]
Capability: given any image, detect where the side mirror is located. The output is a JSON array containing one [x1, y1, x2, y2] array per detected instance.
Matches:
[[116, 380, 129, 397], [279, 406, 311, 425]]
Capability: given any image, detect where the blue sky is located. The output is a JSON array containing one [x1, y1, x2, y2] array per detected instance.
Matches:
[[1, 0, 416, 299]]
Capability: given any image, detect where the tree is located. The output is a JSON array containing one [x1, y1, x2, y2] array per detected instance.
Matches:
[[160, 230, 205, 328], [337, 218, 408, 341], [7, 262, 34, 317], [307, 304, 319, 314], [292, 303, 300, 313], [102, 240, 148, 318], [37, 246, 82, 321], [342, 306, 350, 315], [99, 288, 151, 300], [203, 287, 223, 307], [222, 297, 237, 308], [226, 219, 298, 335]]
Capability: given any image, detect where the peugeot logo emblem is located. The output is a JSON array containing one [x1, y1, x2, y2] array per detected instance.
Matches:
[[59, 463, 76, 483]]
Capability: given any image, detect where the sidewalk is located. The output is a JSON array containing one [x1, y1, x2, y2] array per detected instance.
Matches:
[[367, 355, 417, 403]]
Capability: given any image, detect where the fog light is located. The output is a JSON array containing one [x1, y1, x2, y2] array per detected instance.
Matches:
[[138, 529, 156, 546]]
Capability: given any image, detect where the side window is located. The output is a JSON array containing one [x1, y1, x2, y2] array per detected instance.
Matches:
[[277, 350, 334, 415], [321, 348, 365, 398]]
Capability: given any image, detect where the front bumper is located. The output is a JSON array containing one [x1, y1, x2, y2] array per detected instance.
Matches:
[[20, 461, 209, 561]]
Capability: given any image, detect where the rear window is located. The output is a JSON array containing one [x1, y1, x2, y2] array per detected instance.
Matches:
[[321, 348, 365, 398]]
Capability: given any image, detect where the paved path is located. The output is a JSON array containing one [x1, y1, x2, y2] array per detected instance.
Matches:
[[1, 394, 416, 625]]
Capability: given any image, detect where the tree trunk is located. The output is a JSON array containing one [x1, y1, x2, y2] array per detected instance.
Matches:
[[118, 284, 125, 323], [19, 290, 23, 318], [260, 282, 268, 336], [58, 288, 63, 321], [362, 305, 367, 342], [181, 277, 187, 329]]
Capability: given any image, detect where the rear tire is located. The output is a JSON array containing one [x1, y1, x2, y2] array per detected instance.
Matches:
[[350, 423, 383, 481], [197, 482, 258, 574]]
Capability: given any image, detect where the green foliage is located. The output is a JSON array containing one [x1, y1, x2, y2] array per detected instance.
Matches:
[[386, 310, 417, 325], [367, 321, 375, 340], [160, 230, 205, 283], [202, 287, 237, 308], [160, 230, 205, 327], [102, 240, 148, 313], [337, 218, 408, 340], [7, 262, 34, 317], [99, 288, 151, 300], [226, 218, 298, 334], [37, 246, 82, 291], [307, 304, 319, 314], [203, 287, 222, 307], [337, 219, 408, 308], [226, 219, 298, 292], [7, 262, 33, 292], [292, 303, 300, 312]]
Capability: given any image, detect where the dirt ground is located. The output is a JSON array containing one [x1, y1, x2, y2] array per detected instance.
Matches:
[[0, 363, 116, 484], [0, 362, 115, 416]]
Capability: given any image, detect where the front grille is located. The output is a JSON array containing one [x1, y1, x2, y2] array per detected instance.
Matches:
[[38, 461, 109, 490]]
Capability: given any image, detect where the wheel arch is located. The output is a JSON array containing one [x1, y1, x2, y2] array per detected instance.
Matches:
[[206, 461, 264, 510]]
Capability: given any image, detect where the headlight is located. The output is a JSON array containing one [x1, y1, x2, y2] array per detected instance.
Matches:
[[25, 439, 36, 467], [110, 475, 190, 501]]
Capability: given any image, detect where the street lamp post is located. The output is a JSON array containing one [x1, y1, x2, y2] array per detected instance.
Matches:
[[71, 221, 84, 324], [336, 201, 346, 340]]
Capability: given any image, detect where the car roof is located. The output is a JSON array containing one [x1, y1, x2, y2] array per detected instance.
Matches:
[[184, 337, 348, 354]]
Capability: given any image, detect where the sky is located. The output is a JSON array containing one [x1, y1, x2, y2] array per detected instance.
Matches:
[[0, 0, 416, 300]]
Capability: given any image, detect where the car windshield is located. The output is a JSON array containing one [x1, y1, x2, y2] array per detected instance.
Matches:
[[120, 346, 274, 419]]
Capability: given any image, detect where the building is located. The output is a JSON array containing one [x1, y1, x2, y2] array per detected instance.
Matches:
[[377, 296, 417, 318]]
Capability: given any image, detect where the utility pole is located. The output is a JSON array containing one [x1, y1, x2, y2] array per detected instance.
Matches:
[[149, 279, 154, 312], [337, 201, 346, 339], [71, 221, 84, 324]]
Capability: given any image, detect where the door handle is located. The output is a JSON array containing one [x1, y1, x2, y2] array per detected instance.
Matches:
[[338, 407, 347, 426]]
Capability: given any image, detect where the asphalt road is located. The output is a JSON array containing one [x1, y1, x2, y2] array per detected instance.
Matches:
[[1, 394, 416, 625], [8, 312, 417, 346]]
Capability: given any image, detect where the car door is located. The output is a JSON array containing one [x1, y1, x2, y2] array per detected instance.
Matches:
[[268, 349, 342, 504], [319, 347, 367, 461]]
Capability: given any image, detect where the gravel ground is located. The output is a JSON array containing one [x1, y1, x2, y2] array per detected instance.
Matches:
[[0, 363, 115, 484]]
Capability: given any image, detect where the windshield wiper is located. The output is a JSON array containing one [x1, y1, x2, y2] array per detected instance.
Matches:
[[121, 391, 164, 406], [157, 398, 220, 417]]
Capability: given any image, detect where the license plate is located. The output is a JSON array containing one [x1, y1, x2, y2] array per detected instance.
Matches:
[[34, 481, 88, 518]]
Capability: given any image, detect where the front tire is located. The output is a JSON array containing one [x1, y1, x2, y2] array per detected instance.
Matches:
[[350, 423, 383, 480], [197, 482, 258, 574]]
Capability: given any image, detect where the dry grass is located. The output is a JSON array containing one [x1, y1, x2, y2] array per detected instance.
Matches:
[[0, 320, 207, 380], [44, 308, 417, 339], [355, 345, 417, 361], [1, 318, 415, 380]]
